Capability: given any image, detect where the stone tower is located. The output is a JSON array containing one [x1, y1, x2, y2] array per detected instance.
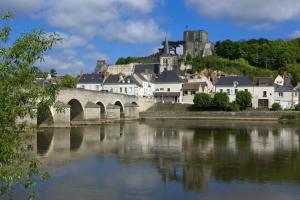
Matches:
[[159, 35, 179, 74], [183, 30, 212, 57]]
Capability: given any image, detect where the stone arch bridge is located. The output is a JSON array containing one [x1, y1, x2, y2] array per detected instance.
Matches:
[[39, 89, 155, 126]]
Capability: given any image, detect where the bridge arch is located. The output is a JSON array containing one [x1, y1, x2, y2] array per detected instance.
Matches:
[[96, 101, 106, 118], [114, 100, 124, 118], [37, 104, 53, 126], [68, 99, 84, 121]]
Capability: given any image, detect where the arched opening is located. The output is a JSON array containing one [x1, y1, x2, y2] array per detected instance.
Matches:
[[37, 104, 53, 126], [70, 127, 84, 151], [114, 101, 124, 118], [37, 129, 54, 156], [96, 101, 106, 118], [68, 99, 84, 121]]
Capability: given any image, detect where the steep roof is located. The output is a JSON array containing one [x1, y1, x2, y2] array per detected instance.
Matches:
[[182, 82, 207, 90], [253, 77, 274, 86], [275, 84, 295, 93], [78, 74, 104, 84], [104, 74, 142, 87], [216, 76, 252, 87], [155, 70, 181, 83]]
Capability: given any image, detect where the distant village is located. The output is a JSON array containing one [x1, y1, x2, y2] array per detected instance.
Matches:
[[71, 30, 299, 110]]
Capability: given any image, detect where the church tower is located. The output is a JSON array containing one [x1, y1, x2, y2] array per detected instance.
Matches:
[[159, 34, 179, 74]]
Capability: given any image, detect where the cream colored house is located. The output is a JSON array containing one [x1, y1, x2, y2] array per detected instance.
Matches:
[[252, 77, 274, 109], [274, 84, 298, 109], [181, 82, 208, 104]]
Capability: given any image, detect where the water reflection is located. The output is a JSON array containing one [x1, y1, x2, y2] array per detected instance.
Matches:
[[36, 121, 300, 193]]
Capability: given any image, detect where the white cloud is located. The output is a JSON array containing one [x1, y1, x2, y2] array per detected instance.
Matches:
[[289, 30, 300, 39], [1, 0, 45, 14], [186, 0, 300, 25]]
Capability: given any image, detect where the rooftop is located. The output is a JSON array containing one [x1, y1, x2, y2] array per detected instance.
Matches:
[[216, 76, 252, 87], [78, 74, 104, 84], [155, 70, 182, 83]]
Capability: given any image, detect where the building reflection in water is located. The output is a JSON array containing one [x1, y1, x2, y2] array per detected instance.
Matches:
[[36, 121, 300, 192]]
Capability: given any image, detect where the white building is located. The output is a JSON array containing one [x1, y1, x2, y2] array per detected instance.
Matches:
[[215, 76, 253, 102], [153, 70, 182, 103], [76, 74, 104, 91], [103, 73, 152, 96], [181, 82, 209, 104], [252, 77, 275, 109]]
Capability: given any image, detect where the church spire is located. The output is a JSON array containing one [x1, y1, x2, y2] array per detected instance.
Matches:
[[164, 33, 170, 55]]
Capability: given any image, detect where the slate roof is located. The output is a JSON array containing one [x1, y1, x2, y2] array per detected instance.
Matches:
[[104, 74, 142, 87], [78, 74, 104, 84], [216, 76, 252, 87], [182, 82, 207, 90], [155, 70, 182, 83], [275, 84, 295, 93], [253, 77, 274, 86], [134, 64, 159, 74]]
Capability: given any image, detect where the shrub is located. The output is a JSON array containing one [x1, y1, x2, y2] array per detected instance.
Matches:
[[213, 92, 229, 110], [271, 103, 282, 111], [295, 104, 300, 111], [227, 103, 240, 112], [236, 91, 252, 110], [193, 93, 212, 110]]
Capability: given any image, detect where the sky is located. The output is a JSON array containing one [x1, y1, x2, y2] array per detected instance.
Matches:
[[2, 0, 300, 75]]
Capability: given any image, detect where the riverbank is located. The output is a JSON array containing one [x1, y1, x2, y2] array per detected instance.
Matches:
[[140, 111, 300, 121]]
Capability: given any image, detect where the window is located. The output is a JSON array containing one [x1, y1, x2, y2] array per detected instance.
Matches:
[[245, 89, 248, 92], [263, 91, 267, 97], [183, 91, 188, 96], [125, 87, 127, 93], [227, 89, 230, 94], [120, 87, 122, 93], [191, 91, 196, 95], [235, 89, 238, 94], [167, 88, 170, 92], [160, 88, 164, 91], [279, 92, 284, 97], [220, 89, 223, 93]]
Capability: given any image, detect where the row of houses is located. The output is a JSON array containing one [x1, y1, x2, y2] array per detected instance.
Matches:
[[77, 71, 300, 109]]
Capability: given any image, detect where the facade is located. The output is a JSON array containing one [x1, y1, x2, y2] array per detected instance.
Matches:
[[215, 76, 253, 102], [181, 82, 208, 104], [103, 73, 152, 97], [153, 71, 182, 103], [274, 84, 298, 109], [183, 30, 213, 57], [252, 77, 275, 109], [106, 63, 135, 76], [77, 74, 105, 91]]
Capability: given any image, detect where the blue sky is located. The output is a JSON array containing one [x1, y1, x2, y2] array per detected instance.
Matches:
[[2, 0, 300, 75]]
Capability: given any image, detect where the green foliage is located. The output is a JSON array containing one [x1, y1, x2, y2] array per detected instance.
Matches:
[[295, 104, 300, 111], [272, 103, 282, 111], [215, 38, 300, 70], [227, 102, 240, 112], [236, 91, 252, 110], [193, 93, 212, 109], [288, 64, 300, 86], [59, 74, 78, 88], [190, 55, 275, 78], [213, 92, 229, 110], [116, 56, 140, 65], [0, 11, 60, 198]]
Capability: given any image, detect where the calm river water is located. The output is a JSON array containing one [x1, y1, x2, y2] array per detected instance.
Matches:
[[14, 120, 300, 200]]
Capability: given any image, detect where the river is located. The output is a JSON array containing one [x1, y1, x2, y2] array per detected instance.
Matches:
[[13, 120, 300, 200]]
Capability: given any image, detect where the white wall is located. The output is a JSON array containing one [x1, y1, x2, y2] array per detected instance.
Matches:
[[215, 86, 253, 102], [274, 91, 299, 109], [154, 83, 182, 93], [252, 86, 274, 108], [77, 84, 102, 91]]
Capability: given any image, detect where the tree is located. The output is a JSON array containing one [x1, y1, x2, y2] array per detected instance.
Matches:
[[271, 103, 282, 111], [59, 74, 78, 88], [193, 93, 212, 110], [236, 91, 252, 110], [213, 92, 229, 110], [0, 11, 60, 198], [116, 56, 140, 65], [288, 64, 300, 86]]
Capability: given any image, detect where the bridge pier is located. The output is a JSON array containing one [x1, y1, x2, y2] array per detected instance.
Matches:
[[84, 102, 101, 121], [106, 104, 121, 119], [52, 101, 71, 127], [124, 103, 139, 118]]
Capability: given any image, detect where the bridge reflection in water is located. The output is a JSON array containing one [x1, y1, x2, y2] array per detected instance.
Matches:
[[35, 121, 300, 192]]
